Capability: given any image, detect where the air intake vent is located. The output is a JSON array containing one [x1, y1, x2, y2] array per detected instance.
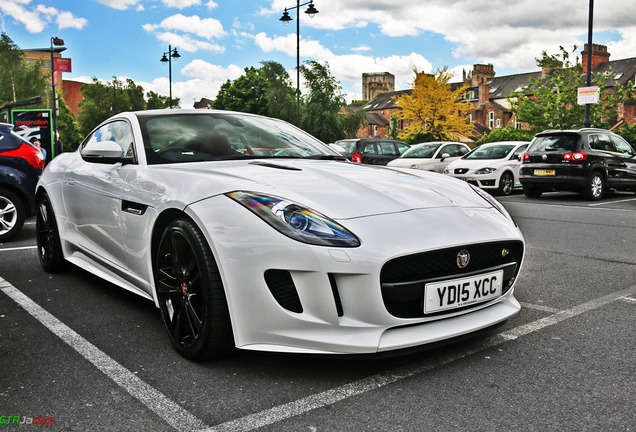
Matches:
[[264, 270, 303, 313]]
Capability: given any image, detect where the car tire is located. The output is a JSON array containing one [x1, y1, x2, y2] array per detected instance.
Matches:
[[498, 172, 515, 196], [0, 188, 26, 242], [36, 193, 66, 272], [155, 217, 234, 361], [522, 185, 542, 198], [583, 171, 604, 201]]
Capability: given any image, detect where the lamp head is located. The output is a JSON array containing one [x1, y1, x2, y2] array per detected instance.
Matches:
[[279, 9, 292, 25], [305, 2, 319, 18]]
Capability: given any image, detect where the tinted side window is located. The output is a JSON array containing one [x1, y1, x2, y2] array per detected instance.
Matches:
[[593, 134, 616, 152], [396, 143, 409, 155], [611, 136, 634, 154], [361, 142, 377, 154], [378, 142, 398, 155], [512, 144, 528, 159]]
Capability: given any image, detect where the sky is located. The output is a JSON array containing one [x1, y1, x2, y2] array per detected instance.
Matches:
[[2, 0, 636, 108]]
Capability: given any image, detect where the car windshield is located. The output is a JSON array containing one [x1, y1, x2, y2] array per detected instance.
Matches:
[[401, 143, 441, 159], [529, 134, 579, 152], [335, 140, 357, 153], [465, 144, 515, 160], [138, 112, 343, 165]]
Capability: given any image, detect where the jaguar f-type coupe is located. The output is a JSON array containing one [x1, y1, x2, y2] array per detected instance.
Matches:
[[36, 110, 524, 360]]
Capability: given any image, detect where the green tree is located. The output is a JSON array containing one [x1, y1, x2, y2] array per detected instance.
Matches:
[[394, 68, 474, 142], [0, 33, 49, 106], [386, 114, 400, 139], [510, 46, 633, 132], [260, 61, 296, 124], [146, 91, 174, 110], [340, 107, 367, 139], [299, 61, 346, 143], [213, 66, 268, 115], [475, 126, 534, 145], [55, 92, 82, 150]]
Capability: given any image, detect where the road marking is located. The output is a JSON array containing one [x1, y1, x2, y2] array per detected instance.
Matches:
[[0, 246, 37, 252], [2, 273, 634, 432], [519, 302, 560, 313], [200, 284, 636, 432], [0, 277, 207, 432], [588, 197, 636, 207]]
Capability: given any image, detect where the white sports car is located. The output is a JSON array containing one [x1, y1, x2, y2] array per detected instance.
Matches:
[[36, 110, 524, 360]]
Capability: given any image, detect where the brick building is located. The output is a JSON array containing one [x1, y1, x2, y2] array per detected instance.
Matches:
[[357, 44, 636, 142]]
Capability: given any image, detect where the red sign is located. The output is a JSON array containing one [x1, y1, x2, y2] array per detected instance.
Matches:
[[54, 58, 72, 73]]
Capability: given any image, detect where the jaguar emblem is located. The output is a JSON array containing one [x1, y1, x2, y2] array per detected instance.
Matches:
[[457, 249, 470, 268]]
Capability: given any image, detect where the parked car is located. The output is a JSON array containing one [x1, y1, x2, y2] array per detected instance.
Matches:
[[337, 138, 410, 165], [519, 128, 636, 200], [443, 141, 530, 195], [35, 109, 525, 361], [387, 141, 471, 172], [0, 122, 45, 242]]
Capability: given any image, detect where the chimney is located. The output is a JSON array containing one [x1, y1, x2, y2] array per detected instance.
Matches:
[[581, 43, 610, 74], [471, 64, 495, 86]]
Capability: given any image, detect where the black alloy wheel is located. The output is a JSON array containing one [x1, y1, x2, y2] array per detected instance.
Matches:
[[36, 193, 65, 272], [155, 217, 233, 361], [498, 172, 514, 196], [0, 188, 26, 242]]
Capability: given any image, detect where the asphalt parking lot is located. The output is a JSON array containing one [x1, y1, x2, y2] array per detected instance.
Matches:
[[1, 190, 635, 431]]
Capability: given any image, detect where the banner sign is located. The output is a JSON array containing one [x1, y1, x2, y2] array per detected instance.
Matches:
[[577, 86, 600, 105], [11, 110, 53, 163], [54, 57, 72, 73]]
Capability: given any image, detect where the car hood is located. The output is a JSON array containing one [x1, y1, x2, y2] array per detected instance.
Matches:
[[134, 159, 493, 219], [387, 158, 435, 168]]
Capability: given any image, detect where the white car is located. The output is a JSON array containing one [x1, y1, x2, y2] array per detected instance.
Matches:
[[387, 141, 471, 172], [36, 110, 524, 361], [444, 141, 530, 195]]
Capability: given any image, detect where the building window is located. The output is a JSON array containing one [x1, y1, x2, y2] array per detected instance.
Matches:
[[496, 118, 501, 128], [373, 125, 378, 136], [515, 119, 522, 129], [489, 112, 494, 129], [469, 113, 474, 123]]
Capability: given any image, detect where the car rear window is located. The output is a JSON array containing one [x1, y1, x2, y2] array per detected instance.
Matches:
[[530, 134, 579, 152], [0, 129, 29, 151]]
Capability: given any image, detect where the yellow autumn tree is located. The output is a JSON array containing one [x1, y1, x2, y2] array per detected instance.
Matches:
[[394, 67, 474, 141]]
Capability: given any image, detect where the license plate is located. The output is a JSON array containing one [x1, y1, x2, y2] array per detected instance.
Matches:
[[534, 169, 555, 176], [424, 270, 503, 313]]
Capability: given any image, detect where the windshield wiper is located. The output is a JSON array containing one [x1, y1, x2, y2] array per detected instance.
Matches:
[[305, 154, 347, 160]]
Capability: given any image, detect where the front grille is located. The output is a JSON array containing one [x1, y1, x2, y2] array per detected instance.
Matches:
[[381, 241, 524, 318], [454, 168, 469, 174]]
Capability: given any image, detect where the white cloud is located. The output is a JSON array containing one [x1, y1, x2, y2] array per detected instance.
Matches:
[[155, 32, 225, 53], [161, 0, 201, 9], [0, 1, 88, 33], [181, 60, 244, 80], [0, 0, 47, 33], [96, 0, 141, 10], [56, 11, 88, 30], [151, 14, 226, 40]]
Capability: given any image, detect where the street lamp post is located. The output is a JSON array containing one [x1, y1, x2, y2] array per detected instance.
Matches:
[[279, 1, 319, 126], [50, 36, 65, 136], [160, 45, 181, 109], [583, 0, 594, 128]]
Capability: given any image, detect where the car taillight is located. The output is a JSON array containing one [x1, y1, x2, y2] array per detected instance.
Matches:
[[352, 153, 362, 163], [0, 143, 45, 169], [521, 153, 530, 162], [563, 152, 587, 162]]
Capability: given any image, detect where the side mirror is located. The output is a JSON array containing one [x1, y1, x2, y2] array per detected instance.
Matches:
[[440, 152, 451, 160], [81, 140, 133, 164]]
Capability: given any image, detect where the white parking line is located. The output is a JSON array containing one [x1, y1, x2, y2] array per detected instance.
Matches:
[[588, 197, 636, 207], [3, 274, 635, 432], [0, 246, 37, 252], [201, 285, 636, 432], [519, 302, 560, 313], [0, 277, 207, 432]]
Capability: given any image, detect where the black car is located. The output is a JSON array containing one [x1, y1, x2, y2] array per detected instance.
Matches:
[[519, 128, 636, 200], [336, 138, 410, 165], [0, 123, 45, 241]]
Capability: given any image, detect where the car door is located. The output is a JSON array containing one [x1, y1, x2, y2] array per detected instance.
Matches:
[[594, 133, 625, 187], [610, 135, 636, 187], [432, 144, 465, 173], [509, 144, 528, 185], [63, 120, 135, 270]]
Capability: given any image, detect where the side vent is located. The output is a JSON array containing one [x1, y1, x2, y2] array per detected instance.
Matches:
[[264, 270, 303, 313]]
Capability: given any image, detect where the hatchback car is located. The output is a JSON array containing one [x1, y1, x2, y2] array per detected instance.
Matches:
[[338, 138, 410, 165], [443, 141, 530, 195], [519, 129, 636, 200], [387, 141, 471, 172], [0, 122, 45, 241]]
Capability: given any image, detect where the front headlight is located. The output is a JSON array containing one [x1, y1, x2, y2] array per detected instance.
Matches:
[[227, 191, 360, 247], [470, 184, 515, 224], [474, 167, 496, 175], [443, 167, 450, 174]]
